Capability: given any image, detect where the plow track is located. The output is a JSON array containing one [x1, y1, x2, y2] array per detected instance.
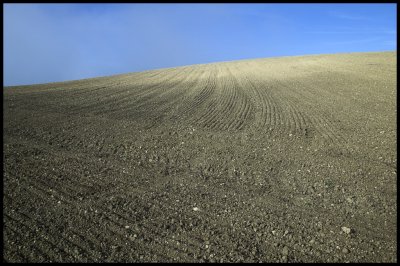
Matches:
[[4, 51, 396, 262]]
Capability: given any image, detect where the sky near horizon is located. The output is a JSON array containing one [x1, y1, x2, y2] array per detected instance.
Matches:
[[4, 3, 397, 86]]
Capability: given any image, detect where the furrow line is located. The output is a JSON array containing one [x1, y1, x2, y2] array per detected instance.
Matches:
[[69, 68, 177, 115], [236, 68, 271, 132], [222, 77, 240, 130], [194, 66, 226, 129], [310, 114, 348, 146], [86, 68, 182, 115], [186, 67, 218, 115], [3, 245, 29, 263], [225, 66, 254, 131], [251, 62, 347, 145], [92, 200, 236, 261], [19, 176, 75, 205], [106, 67, 193, 118], [219, 65, 242, 130], [89, 205, 197, 261], [307, 115, 338, 144], [4, 225, 54, 262], [186, 66, 219, 125], [128, 67, 192, 107], [68, 87, 133, 114], [271, 78, 347, 146], [205, 65, 239, 130], [272, 80, 312, 134], [4, 213, 75, 262], [167, 67, 209, 122], [139, 66, 200, 118]]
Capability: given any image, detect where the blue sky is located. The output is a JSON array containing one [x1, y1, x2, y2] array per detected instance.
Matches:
[[4, 3, 397, 86]]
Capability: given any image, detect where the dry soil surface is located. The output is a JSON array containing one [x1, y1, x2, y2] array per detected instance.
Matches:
[[3, 51, 397, 262]]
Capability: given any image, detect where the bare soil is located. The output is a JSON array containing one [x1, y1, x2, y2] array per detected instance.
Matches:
[[3, 51, 397, 262]]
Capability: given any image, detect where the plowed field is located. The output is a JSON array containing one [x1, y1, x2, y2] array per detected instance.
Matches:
[[3, 51, 396, 262]]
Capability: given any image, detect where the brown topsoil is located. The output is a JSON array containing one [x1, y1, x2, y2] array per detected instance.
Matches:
[[3, 51, 397, 262]]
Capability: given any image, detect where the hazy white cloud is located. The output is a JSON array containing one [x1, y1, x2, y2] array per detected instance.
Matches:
[[4, 4, 286, 85], [323, 37, 384, 46], [328, 11, 370, 21], [382, 40, 396, 46], [4, 4, 79, 85], [304, 28, 396, 35], [4, 4, 396, 86]]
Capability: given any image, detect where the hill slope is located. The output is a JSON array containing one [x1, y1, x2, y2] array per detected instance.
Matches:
[[3, 51, 396, 262]]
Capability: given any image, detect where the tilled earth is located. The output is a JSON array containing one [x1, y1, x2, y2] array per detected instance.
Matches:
[[3, 51, 397, 262]]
